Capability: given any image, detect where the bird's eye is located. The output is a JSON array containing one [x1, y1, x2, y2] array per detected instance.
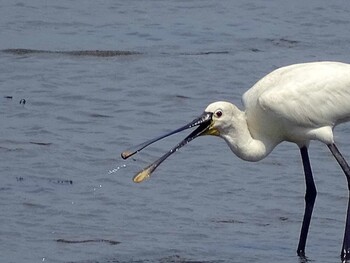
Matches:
[[215, 110, 223, 118]]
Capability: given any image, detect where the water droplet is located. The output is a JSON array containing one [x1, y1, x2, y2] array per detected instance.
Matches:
[[108, 164, 127, 174]]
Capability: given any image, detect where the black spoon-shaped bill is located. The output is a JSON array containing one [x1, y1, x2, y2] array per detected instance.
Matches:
[[121, 112, 213, 183], [133, 120, 211, 183]]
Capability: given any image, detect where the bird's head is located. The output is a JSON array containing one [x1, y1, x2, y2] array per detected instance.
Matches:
[[202, 101, 238, 137], [121, 101, 238, 183]]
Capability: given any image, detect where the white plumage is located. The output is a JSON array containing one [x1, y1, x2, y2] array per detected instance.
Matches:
[[203, 62, 350, 162], [244, 62, 350, 141]]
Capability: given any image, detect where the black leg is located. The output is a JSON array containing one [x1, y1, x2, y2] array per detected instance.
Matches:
[[297, 146, 317, 258], [328, 143, 350, 261]]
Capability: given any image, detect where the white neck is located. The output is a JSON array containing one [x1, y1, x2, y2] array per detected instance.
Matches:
[[220, 111, 275, 162]]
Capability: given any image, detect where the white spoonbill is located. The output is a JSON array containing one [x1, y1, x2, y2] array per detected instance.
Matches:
[[121, 61, 350, 261]]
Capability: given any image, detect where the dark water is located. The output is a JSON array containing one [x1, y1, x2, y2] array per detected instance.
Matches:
[[2, 1, 350, 262]]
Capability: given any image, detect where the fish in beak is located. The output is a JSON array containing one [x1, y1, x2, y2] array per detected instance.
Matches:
[[121, 112, 214, 183]]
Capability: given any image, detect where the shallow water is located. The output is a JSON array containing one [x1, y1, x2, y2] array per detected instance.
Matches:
[[2, 1, 350, 263]]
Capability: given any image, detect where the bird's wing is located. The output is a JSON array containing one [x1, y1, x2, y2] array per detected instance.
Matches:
[[244, 62, 350, 128]]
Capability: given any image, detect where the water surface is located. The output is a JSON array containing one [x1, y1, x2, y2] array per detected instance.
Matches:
[[2, 1, 350, 262]]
